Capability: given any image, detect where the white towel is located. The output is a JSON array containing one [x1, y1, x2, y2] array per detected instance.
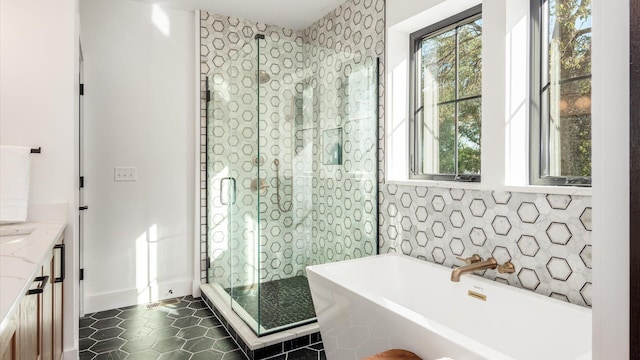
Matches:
[[0, 145, 31, 223]]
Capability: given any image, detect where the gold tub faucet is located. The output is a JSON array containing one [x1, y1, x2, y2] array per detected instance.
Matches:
[[451, 254, 516, 282]]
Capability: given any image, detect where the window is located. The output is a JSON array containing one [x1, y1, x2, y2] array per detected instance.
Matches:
[[531, 0, 592, 186], [409, 6, 482, 182]]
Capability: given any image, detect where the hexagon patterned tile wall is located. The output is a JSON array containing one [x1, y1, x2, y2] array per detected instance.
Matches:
[[200, 0, 383, 289], [378, 187, 592, 307], [199, 0, 592, 309]]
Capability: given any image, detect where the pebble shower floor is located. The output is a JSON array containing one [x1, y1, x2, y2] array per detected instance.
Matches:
[[79, 296, 325, 360]]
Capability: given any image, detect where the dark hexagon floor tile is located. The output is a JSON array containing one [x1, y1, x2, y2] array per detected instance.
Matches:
[[90, 337, 126, 353], [79, 297, 247, 360], [80, 337, 97, 350], [90, 327, 125, 341], [187, 301, 208, 310], [151, 337, 186, 353], [191, 350, 225, 360], [192, 308, 214, 318], [183, 337, 216, 353], [222, 349, 246, 360], [145, 317, 175, 329], [93, 317, 123, 330], [143, 310, 171, 320], [119, 317, 149, 329], [94, 349, 128, 360], [126, 350, 162, 360], [205, 327, 230, 340], [173, 316, 200, 329], [166, 301, 190, 310], [166, 307, 196, 319], [79, 350, 96, 360], [118, 308, 147, 320], [80, 327, 97, 338], [182, 295, 198, 302], [213, 337, 239, 352], [198, 316, 222, 328], [93, 309, 122, 320], [121, 336, 157, 353], [157, 349, 192, 360], [120, 326, 153, 340], [177, 325, 207, 340], [80, 317, 97, 328], [149, 326, 180, 340]]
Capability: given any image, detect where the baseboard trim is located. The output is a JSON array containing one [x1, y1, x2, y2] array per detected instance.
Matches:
[[192, 280, 202, 298], [84, 279, 192, 313], [63, 347, 78, 359]]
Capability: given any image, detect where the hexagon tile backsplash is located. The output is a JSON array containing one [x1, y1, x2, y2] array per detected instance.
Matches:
[[378, 184, 592, 307]]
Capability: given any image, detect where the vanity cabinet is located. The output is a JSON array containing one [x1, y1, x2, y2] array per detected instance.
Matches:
[[0, 236, 64, 360], [0, 315, 17, 360], [18, 270, 44, 360]]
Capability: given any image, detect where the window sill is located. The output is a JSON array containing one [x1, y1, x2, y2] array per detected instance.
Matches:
[[384, 179, 592, 196], [500, 185, 592, 196], [385, 178, 483, 190]]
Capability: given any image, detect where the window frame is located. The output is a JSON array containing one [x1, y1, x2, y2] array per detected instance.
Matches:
[[408, 5, 483, 182], [530, 0, 592, 187]]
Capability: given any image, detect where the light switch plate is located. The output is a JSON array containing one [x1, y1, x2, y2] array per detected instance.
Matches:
[[114, 167, 137, 182]]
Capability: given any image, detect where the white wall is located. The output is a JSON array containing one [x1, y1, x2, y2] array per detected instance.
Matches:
[[386, 0, 631, 358], [80, 0, 195, 312], [0, 0, 81, 357], [591, 0, 630, 358]]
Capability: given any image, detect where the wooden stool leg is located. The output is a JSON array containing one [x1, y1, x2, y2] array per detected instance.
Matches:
[[363, 349, 422, 360]]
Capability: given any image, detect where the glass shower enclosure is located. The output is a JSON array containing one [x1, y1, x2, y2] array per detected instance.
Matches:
[[206, 34, 379, 336]]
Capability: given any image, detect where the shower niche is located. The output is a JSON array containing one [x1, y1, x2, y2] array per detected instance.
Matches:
[[205, 30, 379, 336]]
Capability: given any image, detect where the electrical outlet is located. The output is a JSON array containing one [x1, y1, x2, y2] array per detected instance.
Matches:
[[114, 167, 137, 182]]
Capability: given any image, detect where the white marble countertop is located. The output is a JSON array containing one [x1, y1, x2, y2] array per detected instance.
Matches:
[[0, 222, 65, 334]]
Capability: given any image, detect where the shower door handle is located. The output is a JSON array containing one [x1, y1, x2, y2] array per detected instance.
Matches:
[[220, 177, 236, 205]]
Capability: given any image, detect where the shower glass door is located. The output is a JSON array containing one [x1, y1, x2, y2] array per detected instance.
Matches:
[[229, 37, 262, 334], [253, 36, 318, 334], [206, 38, 261, 334], [206, 33, 379, 337]]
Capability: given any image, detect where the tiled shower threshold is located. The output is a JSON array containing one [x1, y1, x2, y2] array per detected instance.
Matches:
[[200, 283, 322, 359]]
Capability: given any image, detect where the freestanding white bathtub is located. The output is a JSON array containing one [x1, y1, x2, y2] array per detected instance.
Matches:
[[307, 253, 592, 360]]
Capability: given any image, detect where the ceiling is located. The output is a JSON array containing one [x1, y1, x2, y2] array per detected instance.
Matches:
[[134, 0, 349, 30]]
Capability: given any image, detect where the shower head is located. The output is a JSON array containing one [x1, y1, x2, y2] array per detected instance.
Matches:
[[258, 70, 271, 84]]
